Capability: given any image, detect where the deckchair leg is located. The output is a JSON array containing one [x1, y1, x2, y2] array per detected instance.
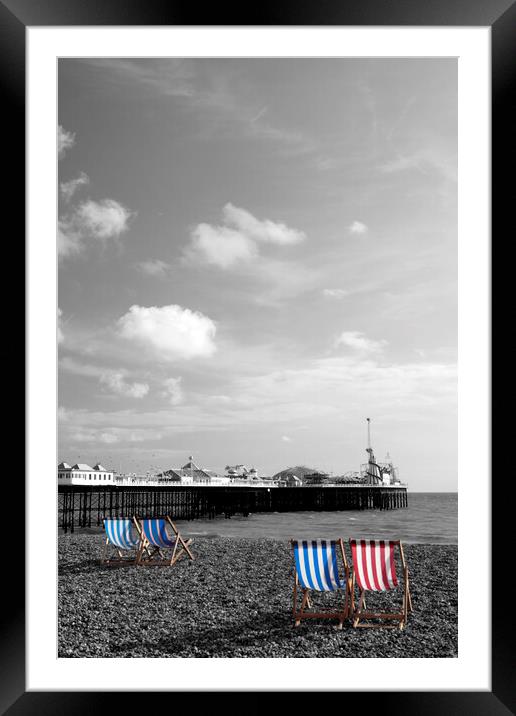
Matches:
[[353, 592, 366, 627], [337, 601, 347, 630], [100, 538, 108, 565], [178, 536, 195, 561], [166, 517, 195, 561], [172, 538, 195, 564], [169, 537, 179, 565], [294, 589, 311, 626], [295, 590, 310, 627], [137, 541, 154, 565], [344, 577, 351, 619], [403, 570, 412, 622], [294, 586, 307, 627]]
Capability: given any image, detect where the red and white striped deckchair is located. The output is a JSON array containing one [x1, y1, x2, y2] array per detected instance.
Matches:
[[349, 539, 413, 629]]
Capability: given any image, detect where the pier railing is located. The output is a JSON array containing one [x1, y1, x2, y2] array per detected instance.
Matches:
[[58, 484, 408, 533]]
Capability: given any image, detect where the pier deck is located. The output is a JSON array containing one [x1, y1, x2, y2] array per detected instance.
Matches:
[[58, 484, 408, 533]]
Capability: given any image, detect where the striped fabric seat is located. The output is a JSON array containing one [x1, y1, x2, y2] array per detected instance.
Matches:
[[103, 519, 139, 549], [136, 516, 195, 566], [140, 518, 176, 548], [292, 540, 346, 592], [350, 539, 398, 591]]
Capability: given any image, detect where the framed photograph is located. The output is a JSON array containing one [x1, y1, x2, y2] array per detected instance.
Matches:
[[9, 0, 505, 710]]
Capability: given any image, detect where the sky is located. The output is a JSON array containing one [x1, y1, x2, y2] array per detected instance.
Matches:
[[57, 58, 457, 489]]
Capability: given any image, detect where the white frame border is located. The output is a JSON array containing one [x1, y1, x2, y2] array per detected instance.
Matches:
[[27, 26, 490, 691]]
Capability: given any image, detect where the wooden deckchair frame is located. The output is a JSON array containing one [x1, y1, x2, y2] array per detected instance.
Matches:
[[136, 515, 195, 566], [100, 517, 145, 567], [350, 539, 413, 630], [291, 538, 351, 630]]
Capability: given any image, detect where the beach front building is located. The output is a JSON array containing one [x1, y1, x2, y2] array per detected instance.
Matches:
[[58, 462, 114, 485], [303, 471, 331, 486], [157, 457, 231, 486], [225, 464, 260, 482], [114, 472, 165, 486]]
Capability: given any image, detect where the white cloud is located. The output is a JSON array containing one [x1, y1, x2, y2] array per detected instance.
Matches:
[[69, 431, 106, 443], [58, 199, 133, 258], [60, 357, 103, 378], [334, 331, 387, 353], [117, 304, 217, 361], [100, 432, 120, 444], [184, 204, 306, 270], [349, 221, 368, 235], [58, 308, 64, 343], [379, 156, 421, 174], [315, 157, 338, 171], [251, 258, 320, 306], [323, 288, 350, 299], [58, 221, 82, 258], [378, 149, 457, 184], [83, 58, 195, 99], [58, 357, 456, 452], [74, 199, 133, 240], [59, 357, 149, 398], [226, 356, 456, 426], [186, 223, 258, 268], [60, 172, 90, 202], [162, 377, 184, 405], [223, 203, 306, 245], [68, 428, 162, 444], [281, 435, 292, 442], [58, 125, 75, 158], [99, 371, 149, 399], [137, 259, 172, 277]]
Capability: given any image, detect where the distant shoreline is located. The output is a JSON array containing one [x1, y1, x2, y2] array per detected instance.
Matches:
[[58, 525, 457, 546]]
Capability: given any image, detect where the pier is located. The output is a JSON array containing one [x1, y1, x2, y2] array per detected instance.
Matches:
[[58, 484, 408, 533]]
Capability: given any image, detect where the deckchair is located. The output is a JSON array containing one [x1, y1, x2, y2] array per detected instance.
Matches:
[[136, 516, 195, 566], [291, 539, 351, 629], [101, 518, 142, 566], [349, 539, 413, 629]]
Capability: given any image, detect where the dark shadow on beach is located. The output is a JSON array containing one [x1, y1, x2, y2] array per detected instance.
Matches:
[[59, 560, 137, 575]]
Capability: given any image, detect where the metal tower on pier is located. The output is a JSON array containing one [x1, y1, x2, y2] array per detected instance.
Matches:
[[365, 418, 383, 485]]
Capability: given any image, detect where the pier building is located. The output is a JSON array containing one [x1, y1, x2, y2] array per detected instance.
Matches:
[[58, 462, 114, 485]]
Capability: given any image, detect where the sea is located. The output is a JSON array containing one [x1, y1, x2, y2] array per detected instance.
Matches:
[[173, 492, 457, 545]]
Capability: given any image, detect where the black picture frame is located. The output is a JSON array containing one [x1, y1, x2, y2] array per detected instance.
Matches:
[[8, 0, 505, 712]]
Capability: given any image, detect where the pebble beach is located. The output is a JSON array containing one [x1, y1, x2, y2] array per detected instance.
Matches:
[[58, 533, 458, 658]]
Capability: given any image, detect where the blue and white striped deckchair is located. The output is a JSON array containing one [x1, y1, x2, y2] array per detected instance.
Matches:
[[291, 539, 351, 628], [136, 516, 194, 566], [101, 518, 141, 566]]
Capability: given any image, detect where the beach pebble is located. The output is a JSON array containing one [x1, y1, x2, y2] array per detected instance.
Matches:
[[59, 535, 457, 658]]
